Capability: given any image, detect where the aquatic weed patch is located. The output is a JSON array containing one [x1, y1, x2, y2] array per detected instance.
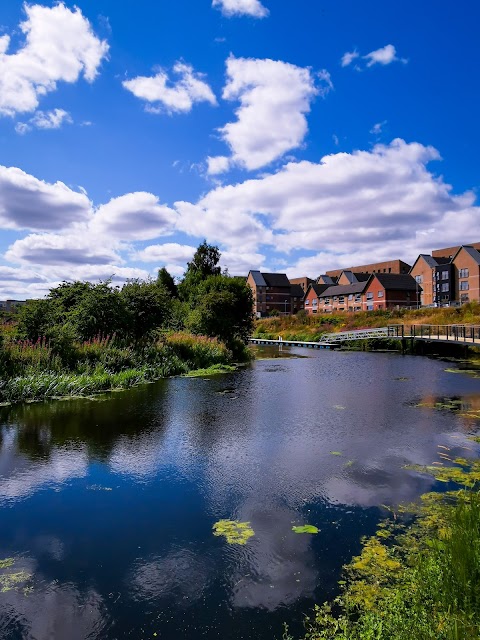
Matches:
[[0, 558, 32, 594], [292, 525, 319, 534], [285, 459, 480, 640], [213, 520, 255, 544]]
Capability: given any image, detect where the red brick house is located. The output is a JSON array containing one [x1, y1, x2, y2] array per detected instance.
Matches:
[[362, 273, 419, 310], [304, 284, 330, 315]]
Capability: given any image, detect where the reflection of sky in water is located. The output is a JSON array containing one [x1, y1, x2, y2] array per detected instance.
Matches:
[[0, 349, 479, 638]]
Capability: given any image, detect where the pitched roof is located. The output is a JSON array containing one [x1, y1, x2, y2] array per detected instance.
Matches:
[[459, 245, 480, 265], [307, 283, 330, 297], [319, 281, 369, 297], [249, 270, 267, 286], [317, 275, 337, 285], [373, 273, 418, 291], [290, 284, 305, 298], [262, 272, 291, 287]]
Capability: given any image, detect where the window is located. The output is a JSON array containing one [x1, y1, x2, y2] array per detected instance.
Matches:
[[415, 275, 423, 284], [366, 292, 373, 300], [442, 271, 449, 280], [441, 283, 449, 292], [312, 298, 318, 306], [324, 298, 330, 304], [378, 291, 384, 298], [339, 296, 345, 303], [367, 304, 374, 311], [305, 300, 309, 305], [460, 281, 469, 290], [333, 296, 338, 301], [355, 294, 362, 302], [348, 294, 353, 301], [459, 268, 469, 278]]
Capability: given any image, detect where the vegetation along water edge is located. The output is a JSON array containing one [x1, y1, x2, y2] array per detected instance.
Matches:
[[284, 441, 480, 640], [0, 242, 254, 405]]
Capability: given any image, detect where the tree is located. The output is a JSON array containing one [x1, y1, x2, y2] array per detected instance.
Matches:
[[178, 241, 222, 302], [71, 281, 126, 341], [157, 267, 178, 298], [121, 279, 172, 340], [186, 274, 254, 350], [16, 299, 56, 341]]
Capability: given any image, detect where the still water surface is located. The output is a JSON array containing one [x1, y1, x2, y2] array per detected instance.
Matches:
[[0, 347, 480, 639]]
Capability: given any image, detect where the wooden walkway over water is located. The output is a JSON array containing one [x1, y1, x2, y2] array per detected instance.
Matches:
[[250, 324, 480, 349]]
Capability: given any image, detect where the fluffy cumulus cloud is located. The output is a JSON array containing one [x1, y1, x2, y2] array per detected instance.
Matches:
[[2, 139, 480, 296], [0, 165, 92, 231], [212, 0, 269, 18], [123, 62, 217, 114], [207, 56, 327, 173], [187, 139, 480, 275], [134, 243, 196, 264], [91, 192, 177, 241], [0, 3, 108, 117], [5, 233, 121, 266], [342, 44, 407, 70], [15, 108, 73, 134]]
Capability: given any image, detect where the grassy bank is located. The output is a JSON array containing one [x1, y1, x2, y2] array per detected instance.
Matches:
[[254, 303, 480, 343], [0, 332, 246, 404], [285, 455, 480, 640]]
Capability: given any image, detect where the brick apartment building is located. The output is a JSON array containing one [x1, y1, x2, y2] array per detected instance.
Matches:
[[326, 259, 411, 279], [247, 271, 304, 317], [304, 272, 418, 314], [410, 243, 480, 306]]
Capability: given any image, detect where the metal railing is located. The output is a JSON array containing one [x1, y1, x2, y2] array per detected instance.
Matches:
[[322, 324, 480, 344]]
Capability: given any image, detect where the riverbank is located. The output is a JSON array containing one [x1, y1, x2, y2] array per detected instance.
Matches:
[[254, 303, 480, 343], [285, 455, 480, 640], [0, 332, 249, 405]]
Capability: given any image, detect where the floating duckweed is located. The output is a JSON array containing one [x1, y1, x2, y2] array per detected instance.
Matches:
[[292, 525, 319, 534], [344, 460, 355, 467], [333, 405, 346, 410], [213, 519, 254, 544], [0, 558, 31, 593], [0, 558, 14, 569], [330, 451, 342, 456]]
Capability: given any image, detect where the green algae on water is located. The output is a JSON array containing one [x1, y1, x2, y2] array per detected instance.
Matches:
[[330, 451, 342, 456], [213, 519, 254, 544], [0, 558, 31, 593], [292, 525, 319, 534]]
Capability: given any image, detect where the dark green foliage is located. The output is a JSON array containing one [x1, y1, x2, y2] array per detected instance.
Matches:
[[71, 281, 126, 341], [157, 267, 178, 298], [121, 279, 171, 341], [178, 241, 221, 302], [186, 274, 254, 351], [16, 299, 56, 341]]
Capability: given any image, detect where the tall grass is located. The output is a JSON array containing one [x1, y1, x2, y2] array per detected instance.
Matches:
[[285, 460, 480, 640], [0, 331, 236, 403]]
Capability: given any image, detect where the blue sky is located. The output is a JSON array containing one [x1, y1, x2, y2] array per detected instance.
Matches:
[[0, 0, 479, 297]]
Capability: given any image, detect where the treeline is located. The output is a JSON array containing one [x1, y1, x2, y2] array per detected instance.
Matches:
[[0, 242, 254, 403], [15, 242, 253, 353]]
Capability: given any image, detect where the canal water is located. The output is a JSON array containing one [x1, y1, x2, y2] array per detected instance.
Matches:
[[0, 347, 479, 640]]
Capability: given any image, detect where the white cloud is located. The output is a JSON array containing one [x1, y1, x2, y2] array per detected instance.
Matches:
[[183, 139, 480, 274], [341, 50, 359, 67], [220, 249, 265, 274], [0, 3, 108, 116], [370, 120, 387, 135], [212, 0, 269, 18], [15, 108, 73, 134], [123, 62, 217, 114], [5, 233, 121, 266], [91, 192, 177, 241], [213, 56, 323, 172], [0, 165, 92, 231], [134, 243, 196, 264], [364, 44, 406, 67], [206, 155, 231, 175]]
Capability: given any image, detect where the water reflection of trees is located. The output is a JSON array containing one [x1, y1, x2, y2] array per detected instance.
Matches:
[[0, 380, 172, 462]]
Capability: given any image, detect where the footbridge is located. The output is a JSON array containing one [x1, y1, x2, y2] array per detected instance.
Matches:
[[322, 324, 480, 346], [249, 324, 480, 350]]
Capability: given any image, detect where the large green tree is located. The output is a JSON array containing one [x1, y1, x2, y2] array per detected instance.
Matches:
[[121, 279, 172, 340], [186, 274, 254, 350], [178, 241, 222, 302]]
